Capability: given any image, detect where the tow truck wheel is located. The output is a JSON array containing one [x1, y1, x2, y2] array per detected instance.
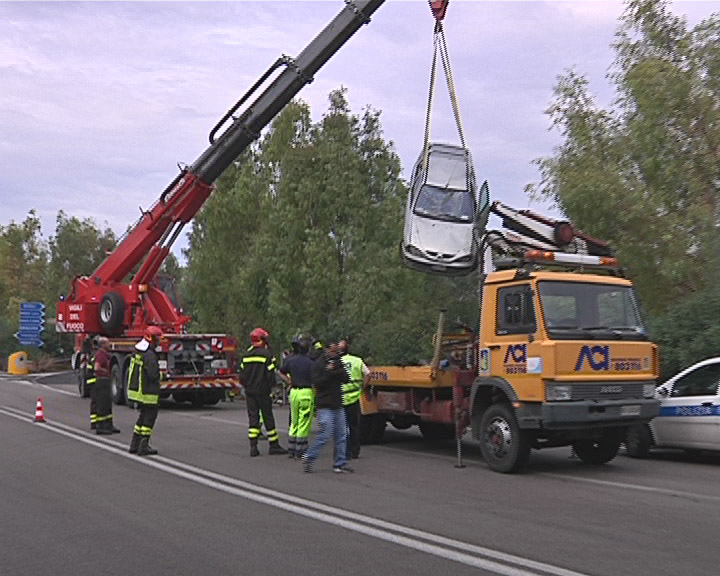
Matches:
[[573, 431, 622, 465], [419, 422, 455, 441], [625, 424, 652, 458], [479, 403, 531, 473], [111, 363, 126, 405], [360, 414, 386, 444]]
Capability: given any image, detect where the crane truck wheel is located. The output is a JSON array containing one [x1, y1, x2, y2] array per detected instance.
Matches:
[[99, 292, 125, 333], [572, 431, 622, 465], [479, 403, 531, 473], [111, 363, 127, 405], [77, 367, 90, 398]]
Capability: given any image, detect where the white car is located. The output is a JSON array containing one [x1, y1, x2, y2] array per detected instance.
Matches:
[[402, 142, 489, 275], [625, 357, 720, 457]]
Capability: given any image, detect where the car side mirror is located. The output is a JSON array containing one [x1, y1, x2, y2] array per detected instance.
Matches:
[[657, 387, 669, 397]]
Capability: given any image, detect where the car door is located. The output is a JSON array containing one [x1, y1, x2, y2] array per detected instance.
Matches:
[[651, 361, 720, 449]]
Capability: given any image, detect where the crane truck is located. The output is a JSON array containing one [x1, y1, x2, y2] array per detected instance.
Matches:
[[56, 0, 388, 405], [362, 201, 660, 472]]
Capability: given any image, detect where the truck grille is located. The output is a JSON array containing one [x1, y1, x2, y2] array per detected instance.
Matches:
[[569, 382, 646, 401]]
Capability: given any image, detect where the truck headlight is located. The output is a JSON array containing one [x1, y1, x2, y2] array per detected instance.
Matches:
[[547, 384, 572, 401], [643, 383, 656, 398]]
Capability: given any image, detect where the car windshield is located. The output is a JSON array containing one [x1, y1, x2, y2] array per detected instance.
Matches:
[[414, 184, 474, 222], [426, 151, 468, 189], [538, 281, 647, 341]]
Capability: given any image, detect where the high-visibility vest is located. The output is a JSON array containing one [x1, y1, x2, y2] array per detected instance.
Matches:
[[341, 354, 365, 406], [127, 353, 159, 405]]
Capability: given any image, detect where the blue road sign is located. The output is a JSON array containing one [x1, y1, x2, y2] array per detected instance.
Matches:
[[20, 302, 45, 313], [19, 316, 44, 326], [14, 332, 44, 347], [20, 310, 45, 320]]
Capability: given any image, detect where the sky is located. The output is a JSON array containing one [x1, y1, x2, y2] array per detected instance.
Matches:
[[1, 0, 718, 263]]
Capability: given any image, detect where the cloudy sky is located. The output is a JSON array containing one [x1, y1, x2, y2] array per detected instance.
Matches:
[[2, 0, 718, 262]]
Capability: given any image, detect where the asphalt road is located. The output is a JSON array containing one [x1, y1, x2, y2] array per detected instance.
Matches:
[[1, 372, 717, 576]]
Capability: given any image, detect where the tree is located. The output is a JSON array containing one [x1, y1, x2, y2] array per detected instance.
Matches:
[[527, 0, 720, 375], [186, 88, 478, 364], [46, 210, 117, 314]]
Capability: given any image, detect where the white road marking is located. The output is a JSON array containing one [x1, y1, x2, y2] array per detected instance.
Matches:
[[541, 473, 720, 504], [0, 405, 589, 576]]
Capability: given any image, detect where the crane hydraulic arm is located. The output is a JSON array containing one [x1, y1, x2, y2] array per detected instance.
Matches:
[[57, 0, 390, 337]]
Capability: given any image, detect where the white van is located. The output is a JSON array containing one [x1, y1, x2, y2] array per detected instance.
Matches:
[[403, 143, 489, 275]]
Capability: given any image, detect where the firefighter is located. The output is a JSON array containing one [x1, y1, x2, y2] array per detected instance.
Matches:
[[127, 326, 163, 456], [278, 333, 315, 459], [85, 336, 98, 430], [240, 328, 288, 457], [94, 337, 120, 435], [338, 338, 369, 460]]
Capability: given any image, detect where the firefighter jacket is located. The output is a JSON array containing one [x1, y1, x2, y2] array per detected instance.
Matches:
[[86, 353, 97, 386], [127, 343, 161, 405], [240, 345, 276, 395], [341, 353, 367, 406]]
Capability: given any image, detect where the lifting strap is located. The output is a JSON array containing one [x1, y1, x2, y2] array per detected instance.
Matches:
[[421, 1, 466, 176]]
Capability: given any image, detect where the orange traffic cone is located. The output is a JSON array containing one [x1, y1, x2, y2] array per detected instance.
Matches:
[[34, 397, 46, 423]]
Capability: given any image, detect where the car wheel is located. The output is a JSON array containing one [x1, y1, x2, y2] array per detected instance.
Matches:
[[574, 431, 622, 465], [479, 403, 531, 473], [625, 424, 652, 458]]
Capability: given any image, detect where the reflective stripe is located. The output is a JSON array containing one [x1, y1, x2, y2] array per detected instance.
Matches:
[[96, 414, 113, 422], [243, 356, 268, 363], [127, 353, 158, 405], [266, 429, 279, 442], [248, 427, 261, 439], [90, 414, 97, 423], [86, 378, 97, 384]]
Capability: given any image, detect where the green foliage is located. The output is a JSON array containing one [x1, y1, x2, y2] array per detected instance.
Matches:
[[186, 88, 478, 364], [527, 0, 720, 376]]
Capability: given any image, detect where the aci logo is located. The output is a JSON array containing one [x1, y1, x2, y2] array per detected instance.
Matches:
[[575, 345, 610, 371], [504, 344, 527, 364]]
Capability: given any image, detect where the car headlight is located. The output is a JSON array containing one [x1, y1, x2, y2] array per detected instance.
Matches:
[[547, 384, 572, 401], [643, 383, 656, 398]]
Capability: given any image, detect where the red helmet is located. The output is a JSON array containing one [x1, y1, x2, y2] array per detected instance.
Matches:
[[250, 327, 269, 346], [144, 326, 163, 340]]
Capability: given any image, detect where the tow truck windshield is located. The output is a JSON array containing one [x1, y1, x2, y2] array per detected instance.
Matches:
[[538, 281, 647, 341]]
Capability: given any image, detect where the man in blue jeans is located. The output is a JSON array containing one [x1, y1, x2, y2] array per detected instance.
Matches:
[[303, 342, 353, 473]]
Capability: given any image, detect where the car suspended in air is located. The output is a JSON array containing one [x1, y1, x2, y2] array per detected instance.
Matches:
[[403, 142, 489, 275]]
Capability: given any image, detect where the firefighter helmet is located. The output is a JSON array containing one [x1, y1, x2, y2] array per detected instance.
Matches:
[[144, 326, 163, 340], [250, 327, 270, 346]]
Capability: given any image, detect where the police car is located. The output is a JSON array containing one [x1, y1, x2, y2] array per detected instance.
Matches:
[[625, 357, 720, 457]]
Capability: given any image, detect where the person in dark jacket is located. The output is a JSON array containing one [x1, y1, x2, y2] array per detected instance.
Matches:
[[240, 327, 287, 457], [278, 333, 315, 459], [127, 326, 163, 456], [303, 342, 353, 473], [94, 337, 120, 435]]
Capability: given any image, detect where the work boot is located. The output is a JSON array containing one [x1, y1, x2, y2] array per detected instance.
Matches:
[[137, 437, 158, 456], [128, 433, 141, 454], [268, 441, 288, 455], [108, 420, 121, 434], [96, 421, 113, 435], [250, 438, 260, 457]]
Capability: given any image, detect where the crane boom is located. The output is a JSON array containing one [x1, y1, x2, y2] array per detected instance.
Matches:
[[57, 0, 390, 337]]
